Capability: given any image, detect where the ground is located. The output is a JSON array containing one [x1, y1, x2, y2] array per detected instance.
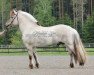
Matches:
[[0, 56, 94, 75]]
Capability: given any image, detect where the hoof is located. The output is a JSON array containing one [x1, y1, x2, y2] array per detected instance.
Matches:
[[29, 64, 33, 69], [79, 62, 84, 66], [70, 63, 74, 68], [36, 63, 39, 68]]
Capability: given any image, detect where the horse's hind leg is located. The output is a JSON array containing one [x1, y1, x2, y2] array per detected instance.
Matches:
[[70, 53, 74, 68], [66, 45, 74, 68], [33, 52, 39, 68]]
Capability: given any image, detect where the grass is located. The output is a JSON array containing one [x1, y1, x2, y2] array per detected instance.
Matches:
[[0, 48, 94, 56]]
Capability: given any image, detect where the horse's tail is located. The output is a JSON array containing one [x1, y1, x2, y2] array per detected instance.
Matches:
[[73, 32, 86, 66]]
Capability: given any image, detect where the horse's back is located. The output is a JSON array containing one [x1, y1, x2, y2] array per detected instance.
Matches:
[[51, 24, 74, 30], [49, 24, 77, 35], [34, 24, 78, 41]]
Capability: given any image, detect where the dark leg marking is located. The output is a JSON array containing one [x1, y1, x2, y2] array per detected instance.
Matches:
[[79, 62, 84, 66], [70, 53, 74, 68], [33, 52, 39, 68], [70, 63, 74, 68], [29, 55, 33, 69]]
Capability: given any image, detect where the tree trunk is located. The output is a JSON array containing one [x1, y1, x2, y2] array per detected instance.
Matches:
[[88, 0, 92, 16], [58, 0, 64, 19]]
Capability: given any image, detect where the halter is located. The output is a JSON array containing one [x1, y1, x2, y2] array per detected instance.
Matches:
[[6, 11, 19, 28]]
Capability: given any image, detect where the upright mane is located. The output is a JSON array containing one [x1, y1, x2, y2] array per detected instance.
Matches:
[[19, 10, 38, 23]]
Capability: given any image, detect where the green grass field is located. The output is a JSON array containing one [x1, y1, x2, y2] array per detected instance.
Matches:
[[0, 48, 94, 56]]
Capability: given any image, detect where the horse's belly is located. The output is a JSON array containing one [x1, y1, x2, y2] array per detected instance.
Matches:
[[32, 37, 58, 47], [23, 34, 59, 47]]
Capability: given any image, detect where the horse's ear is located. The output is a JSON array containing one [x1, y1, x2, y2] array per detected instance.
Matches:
[[10, 9, 17, 16], [13, 9, 17, 14]]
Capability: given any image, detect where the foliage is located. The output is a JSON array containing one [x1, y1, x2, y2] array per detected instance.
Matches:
[[9, 28, 23, 45], [0, 0, 10, 44], [83, 13, 94, 43], [52, 14, 73, 27], [0, 36, 4, 44], [34, 0, 56, 26], [34, 0, 73, 27]]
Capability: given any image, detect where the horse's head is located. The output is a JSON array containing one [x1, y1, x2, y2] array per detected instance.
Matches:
[[6, 9, 40, 29], [6, 9, 19, 28]]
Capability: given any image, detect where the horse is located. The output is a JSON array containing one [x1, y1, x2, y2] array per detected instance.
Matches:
[[5, 9, 86, 69]]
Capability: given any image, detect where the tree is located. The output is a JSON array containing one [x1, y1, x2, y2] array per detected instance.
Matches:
[[83, 13, 94, 43], [34, 0, 56, 26], [0, 0, 10, 44]]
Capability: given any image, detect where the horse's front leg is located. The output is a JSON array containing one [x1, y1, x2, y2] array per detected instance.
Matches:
[[28, 50, 34, 69], [33, 52, 39, 68], [25, 43, 39, 69], [29, 54, 33, 69], [25, 44, 34, 69]]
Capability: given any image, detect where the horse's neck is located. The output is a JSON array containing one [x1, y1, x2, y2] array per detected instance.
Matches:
[[18, 16, 39, 34]]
